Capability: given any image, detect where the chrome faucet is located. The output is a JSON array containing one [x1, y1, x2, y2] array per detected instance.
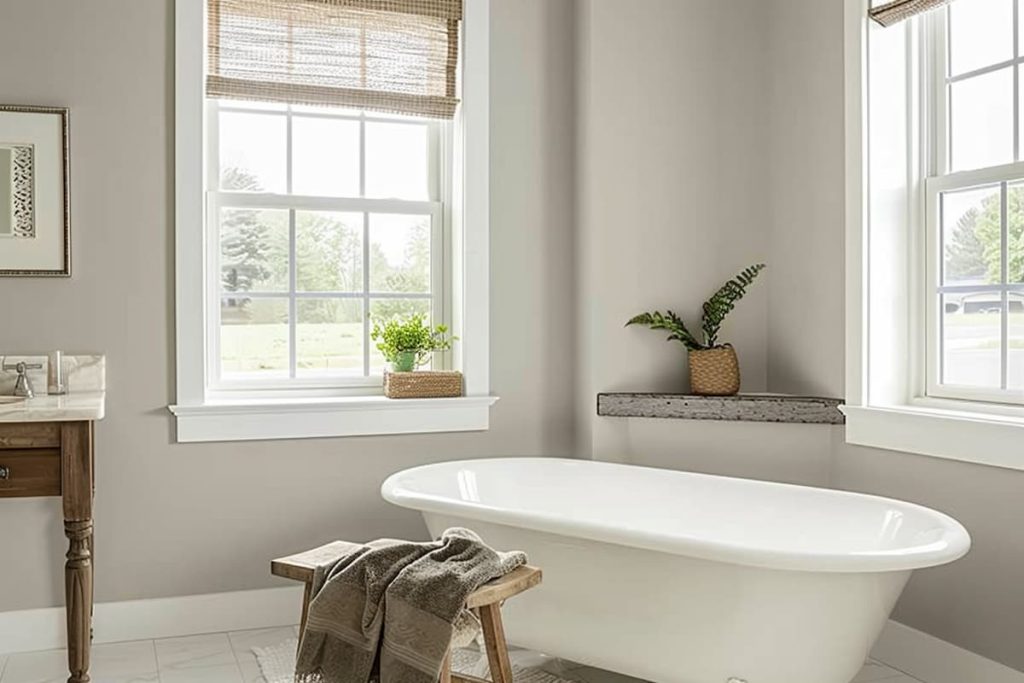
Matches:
[[2, 361, 42, 398]]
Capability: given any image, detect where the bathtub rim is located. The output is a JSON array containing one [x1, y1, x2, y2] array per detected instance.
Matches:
[[381, 457, 972, 574]]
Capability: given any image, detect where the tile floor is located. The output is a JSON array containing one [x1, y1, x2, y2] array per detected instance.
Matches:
[[0, 627, 925, 683]]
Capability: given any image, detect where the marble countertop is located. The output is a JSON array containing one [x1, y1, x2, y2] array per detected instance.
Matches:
[[0, 392, 106, 422]]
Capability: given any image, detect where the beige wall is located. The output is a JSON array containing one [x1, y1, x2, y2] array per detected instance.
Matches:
[[0, 0, 577, 611], [765, 0, 846, 397], [575, 0, 773, 461], [577, 0, 1024, 672]]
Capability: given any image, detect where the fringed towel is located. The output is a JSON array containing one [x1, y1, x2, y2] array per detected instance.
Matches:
[[295, 528, 527, 683]]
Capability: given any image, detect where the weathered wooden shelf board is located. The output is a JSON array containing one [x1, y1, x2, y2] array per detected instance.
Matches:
[[597, 393, 845, 425]]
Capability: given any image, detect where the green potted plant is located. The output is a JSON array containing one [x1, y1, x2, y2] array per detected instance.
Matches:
[[371, 313, 455, 372], [371, 313, 462, 398], [626, 263, 765, 396]]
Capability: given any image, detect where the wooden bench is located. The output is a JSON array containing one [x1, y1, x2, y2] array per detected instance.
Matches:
[[273, 541, 543, 683]]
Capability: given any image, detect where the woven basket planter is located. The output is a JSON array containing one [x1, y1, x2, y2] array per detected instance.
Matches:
[[688, 345, 741, 396], [384, 370, 464, 399]]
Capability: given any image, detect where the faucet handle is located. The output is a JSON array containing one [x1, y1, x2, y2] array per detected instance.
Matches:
[[2, 361, 42, 398], [2, 361, 44, 372]]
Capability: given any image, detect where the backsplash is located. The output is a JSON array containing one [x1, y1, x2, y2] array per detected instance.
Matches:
[[0, 354, 105, 394]]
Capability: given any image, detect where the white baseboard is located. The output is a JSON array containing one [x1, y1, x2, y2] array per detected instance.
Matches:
[[872, 620, 1024, 683], [0, 585, 303, 656]]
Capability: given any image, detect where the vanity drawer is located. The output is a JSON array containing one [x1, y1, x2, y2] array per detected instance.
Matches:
[[0, 449, 61, 497], [0, 423, 61, 449]]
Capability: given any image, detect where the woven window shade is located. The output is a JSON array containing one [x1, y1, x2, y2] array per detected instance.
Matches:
[[207, 0, 462, 119], [869, 0, 954, 27]]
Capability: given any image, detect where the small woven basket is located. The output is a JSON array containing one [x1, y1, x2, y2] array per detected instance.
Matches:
[[688, 345, 741, 396], [384, 371, 464, 399]]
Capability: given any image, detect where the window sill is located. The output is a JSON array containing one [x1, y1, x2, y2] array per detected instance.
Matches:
[[168, 395, 499, 443], [842, 403, 1024, 472]]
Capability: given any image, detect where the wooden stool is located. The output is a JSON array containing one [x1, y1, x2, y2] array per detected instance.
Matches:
[[273, 542, 543, 683]]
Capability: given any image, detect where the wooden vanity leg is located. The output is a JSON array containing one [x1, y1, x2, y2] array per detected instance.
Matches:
[[62, 422, 94, 683], [64, 520, 93, 683]]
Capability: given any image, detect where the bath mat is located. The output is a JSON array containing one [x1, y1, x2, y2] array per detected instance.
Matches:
[[253, 639, 581, 683], [253, 638, 299, 683], [450, 648, 579, 683]]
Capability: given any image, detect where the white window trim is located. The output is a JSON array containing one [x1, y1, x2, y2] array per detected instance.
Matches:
[[171, 395, 499, 443], [844, 0, 1024, 471], [171, 0, 495, 443]]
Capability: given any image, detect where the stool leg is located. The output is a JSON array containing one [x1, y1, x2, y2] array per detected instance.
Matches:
[[299, 581, 313, 640], [479, 604, 514, 683], [440, 647, 452, 683]]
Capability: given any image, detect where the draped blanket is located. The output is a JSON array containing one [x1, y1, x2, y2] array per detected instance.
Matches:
[[295, 528, 526, 683]]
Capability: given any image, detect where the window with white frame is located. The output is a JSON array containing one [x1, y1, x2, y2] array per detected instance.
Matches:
[[208, 102, 448, 392], [844, 0, 1024, 469], [201, 0, 463, 396], [171, 0, 493, 442], [925, 0, 1024, 405]]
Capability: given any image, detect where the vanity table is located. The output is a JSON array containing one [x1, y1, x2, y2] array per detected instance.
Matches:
[[0, 391, 105, 683]]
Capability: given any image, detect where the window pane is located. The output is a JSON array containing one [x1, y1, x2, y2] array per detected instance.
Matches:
[[219, 112, 286, 193], [1020, 65, 1024, 161], [365, 122, 430, 200], [942, 294, 1003, 387], [220, 297, 289, 380], [369, 214, 431, 293], [950, 69, 1014, 172], [369, 298, 432, 371], [1020, 0, 1024, 57], [942, 185, 1002, 285], [220, 209, 289, 293], [296, 211, 364, 292], [292, 117, 360, 197], [297, 299, 364, 378], [1010, 182, 1024, 283], [1009, 294, 1024, 389], [949, 0, 1013, 76]]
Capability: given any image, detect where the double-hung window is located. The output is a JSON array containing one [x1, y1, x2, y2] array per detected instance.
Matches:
[[846, 0, 1024, 469], [172, 0, 494, 442], [209, 103, 447, 392], [925, 0, 1024, 404]]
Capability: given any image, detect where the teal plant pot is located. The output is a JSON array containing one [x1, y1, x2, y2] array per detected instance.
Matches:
[[392, 351, 418, 373]]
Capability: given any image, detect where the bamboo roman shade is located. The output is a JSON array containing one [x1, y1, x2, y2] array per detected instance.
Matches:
[[207, 0, 462, 119], [869, 0, 954, 27]]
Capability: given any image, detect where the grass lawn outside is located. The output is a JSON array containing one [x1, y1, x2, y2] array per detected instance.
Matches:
[[944, 313, 1024, 349], [220, 322, 377, 375]]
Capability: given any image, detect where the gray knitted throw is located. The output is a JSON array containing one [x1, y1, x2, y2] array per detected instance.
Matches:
[[295, 528, 527, 683]]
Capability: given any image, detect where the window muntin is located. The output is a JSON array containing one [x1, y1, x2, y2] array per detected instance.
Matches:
[[206, 99, 448, 392], [926, 2, 1024, 404]]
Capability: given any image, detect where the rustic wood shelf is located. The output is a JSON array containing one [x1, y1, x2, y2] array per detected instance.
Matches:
[[597, 393, 845, 425]]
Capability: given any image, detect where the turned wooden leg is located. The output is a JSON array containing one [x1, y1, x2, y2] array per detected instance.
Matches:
[[62, 422, 94, 683], [64, 520, 93, 683], [88, 533, 95, 627], [479, 604, 513, 683]]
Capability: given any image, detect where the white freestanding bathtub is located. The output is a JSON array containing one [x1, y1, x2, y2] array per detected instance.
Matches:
[[381, 458, 970, 683]]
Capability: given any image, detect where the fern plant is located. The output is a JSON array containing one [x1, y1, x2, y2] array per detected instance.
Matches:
[[626, 264, 766, 350]]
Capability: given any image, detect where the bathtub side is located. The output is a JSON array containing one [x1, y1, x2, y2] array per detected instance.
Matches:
[[426, 512, 911, 683]]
